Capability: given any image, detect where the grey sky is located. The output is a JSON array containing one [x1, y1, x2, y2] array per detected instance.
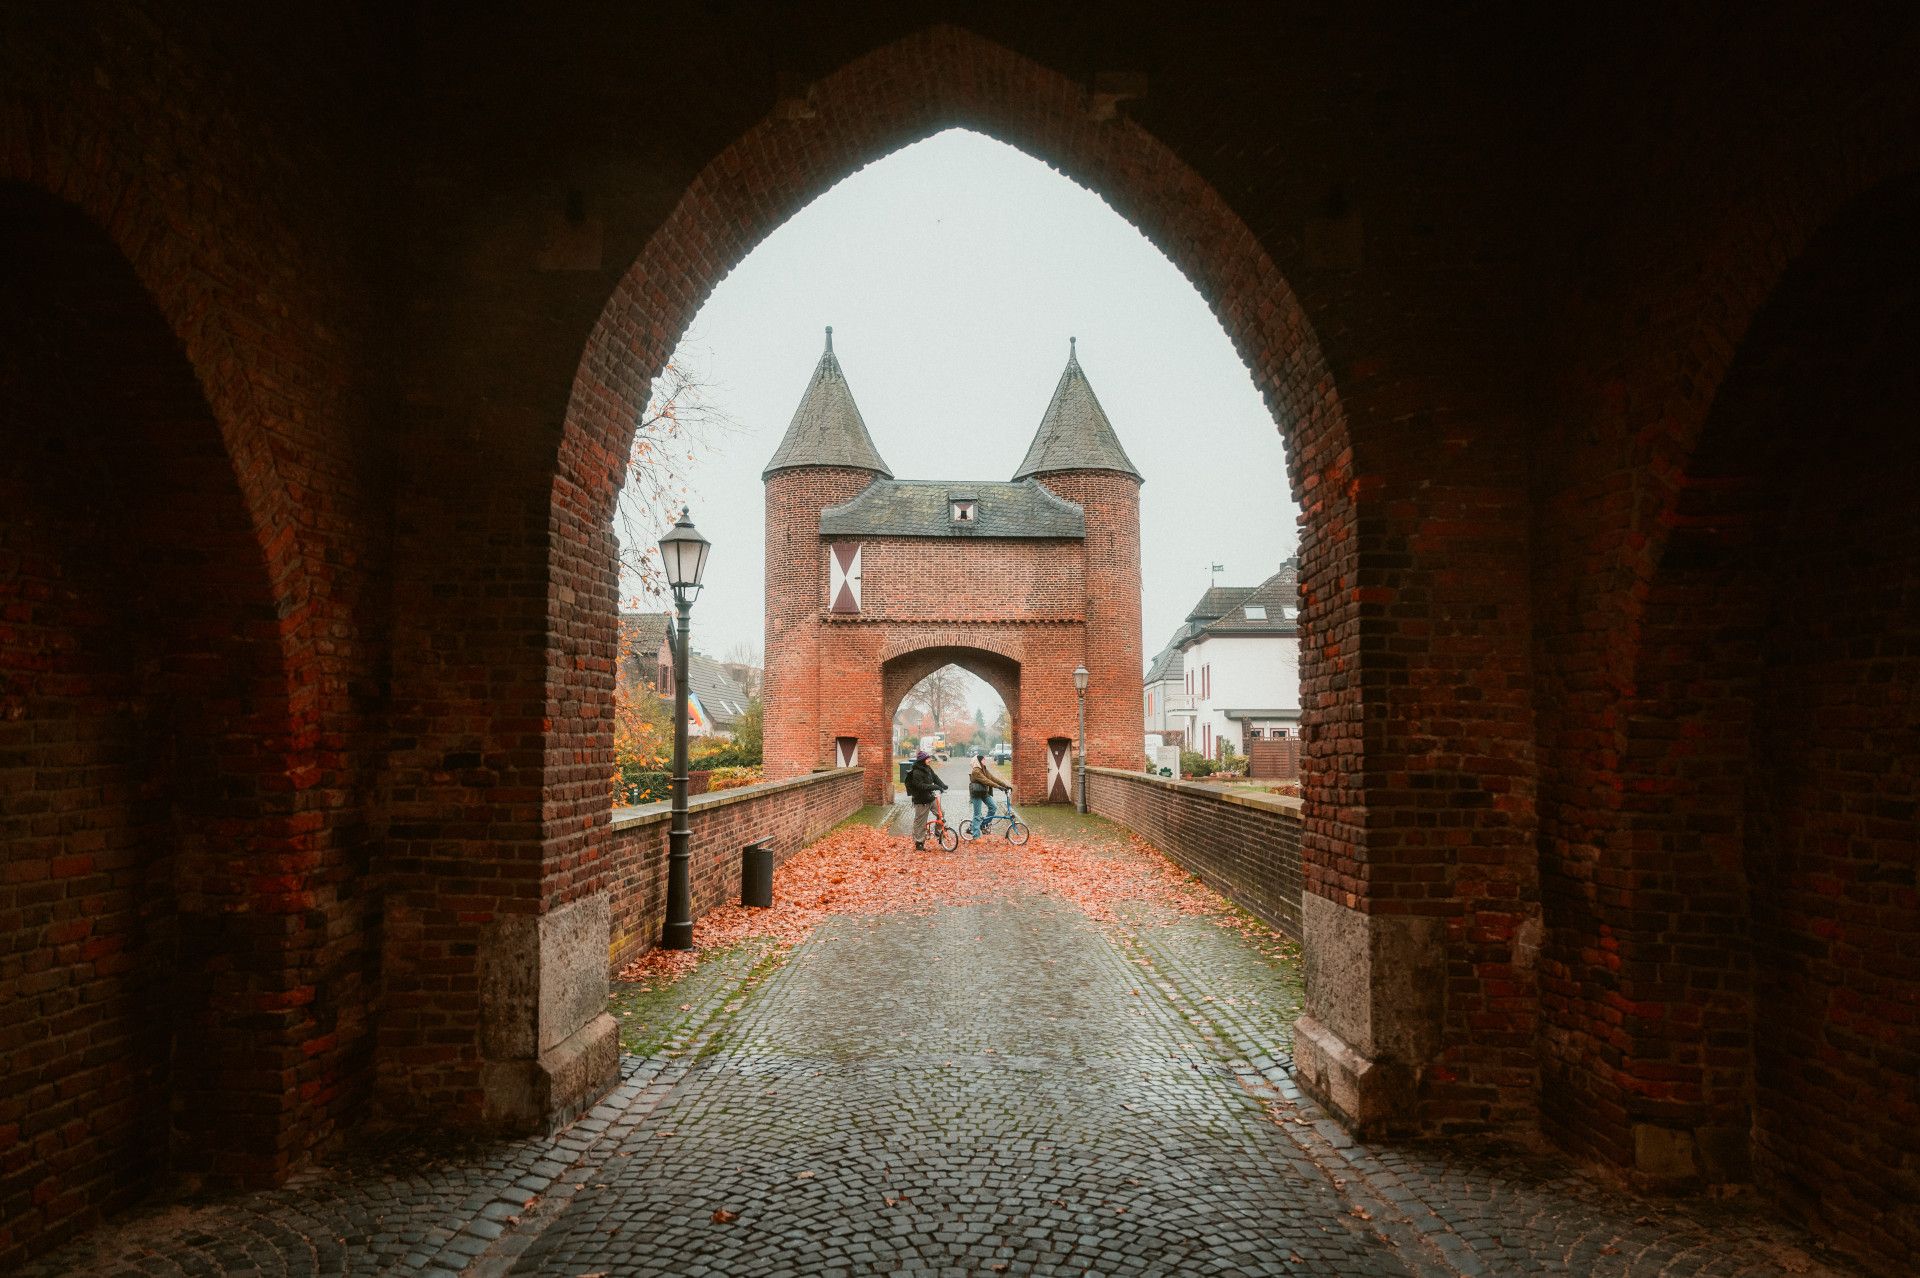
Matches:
[[620, 129, 1298, 714]]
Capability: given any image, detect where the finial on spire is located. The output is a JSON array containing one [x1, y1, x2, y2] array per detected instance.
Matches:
[[825, 324, 834, 353], [1069, 335, 1076, 352]]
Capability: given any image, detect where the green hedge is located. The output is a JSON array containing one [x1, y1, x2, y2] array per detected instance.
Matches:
[[619, 767, 671, 805]]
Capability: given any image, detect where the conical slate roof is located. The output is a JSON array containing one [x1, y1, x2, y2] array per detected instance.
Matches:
[[1011, 339, 1142, 482], [762, 327, 893, 479]]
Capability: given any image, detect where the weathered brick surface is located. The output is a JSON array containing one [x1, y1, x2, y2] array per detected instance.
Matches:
[[1085, 769, 1304, 940], [3, 5, 1918, 1273], [605, 769, 866, 969], [763, 468, 1139, 808]]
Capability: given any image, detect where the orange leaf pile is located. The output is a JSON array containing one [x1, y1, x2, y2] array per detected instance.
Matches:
[[617, 816, 1285, 985]]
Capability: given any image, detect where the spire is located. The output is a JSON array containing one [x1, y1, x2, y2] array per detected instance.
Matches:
[[1011, 339, 1142, 482], [762, 326, 893, 479]]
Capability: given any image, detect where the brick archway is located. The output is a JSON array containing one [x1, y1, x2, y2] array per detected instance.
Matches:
[[882, 647, 1024, 799], [548, 20, 1353, 882]]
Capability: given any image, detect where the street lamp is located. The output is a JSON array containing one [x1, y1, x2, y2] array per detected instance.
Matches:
[[1073, 664, 1090, 815], [658, 507, 711, 950]]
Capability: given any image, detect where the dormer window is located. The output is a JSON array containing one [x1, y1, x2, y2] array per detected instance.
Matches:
[[1243, 605, 1267, 620], [950, 498, 977, 524], [1283, 606, 1298, 620]]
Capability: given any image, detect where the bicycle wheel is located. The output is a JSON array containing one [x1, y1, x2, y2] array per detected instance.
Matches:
[[1006, 820, 1030, 846], [936, 820, 959, 852], [957, 815, 975, 841]]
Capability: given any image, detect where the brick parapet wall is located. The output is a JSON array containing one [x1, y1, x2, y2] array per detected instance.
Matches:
[[605, 769, 865, 970], [1085, 768, 1303, 940]]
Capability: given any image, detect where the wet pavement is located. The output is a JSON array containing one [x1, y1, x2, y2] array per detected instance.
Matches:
[[22, 808, 1871, 1277]]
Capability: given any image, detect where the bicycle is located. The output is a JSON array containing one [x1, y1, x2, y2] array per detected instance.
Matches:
[[917, 794, 960, 852], [958, 789, 1030, 846]]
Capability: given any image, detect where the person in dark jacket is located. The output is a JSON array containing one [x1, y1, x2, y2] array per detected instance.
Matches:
[[904, 750, 947, 850]]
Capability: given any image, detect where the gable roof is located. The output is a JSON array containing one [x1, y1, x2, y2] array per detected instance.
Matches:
[[763, 327, 893, 479], [619, 611, 671, 658], [1011, 339, 1142, 482], [1144, 636, 1187, 685], [1194, 558, 1300, 638], [819, 478, 1085, 539], [687, 652, 751, 731], [1185, 585, 1257, 623]]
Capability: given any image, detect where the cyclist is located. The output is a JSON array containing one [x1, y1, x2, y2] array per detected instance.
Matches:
[[967, 751, 1012, 836], [904, 750, 947, 851]]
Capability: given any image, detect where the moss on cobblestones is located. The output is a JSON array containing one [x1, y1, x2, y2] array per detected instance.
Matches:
[[608, 939, 790, 1056]]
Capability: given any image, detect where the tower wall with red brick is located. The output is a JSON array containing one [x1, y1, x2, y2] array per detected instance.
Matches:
[[1037, 472, 1145, 772], [763, 467, 884, 782]]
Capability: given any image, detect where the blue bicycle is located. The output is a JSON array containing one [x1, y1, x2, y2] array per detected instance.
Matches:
[[959, 790, 1030, 845]]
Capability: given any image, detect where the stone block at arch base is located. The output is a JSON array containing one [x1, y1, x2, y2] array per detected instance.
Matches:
[[476, 895, 622, 1134], [1290, 893, 1445, 1136]]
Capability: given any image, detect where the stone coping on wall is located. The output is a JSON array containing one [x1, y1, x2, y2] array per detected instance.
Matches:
[[1085, 766, 1303, 816], [610, 767, 862, 830]]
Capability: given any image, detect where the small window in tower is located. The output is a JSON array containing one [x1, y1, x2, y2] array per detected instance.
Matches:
[[1243, 605, 1267, 620], [950, 499, 977, 524]]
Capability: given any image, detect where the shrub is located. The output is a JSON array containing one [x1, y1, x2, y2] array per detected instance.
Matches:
[[618, 767, 671, 805], [706, 765, 763, 792], [1180, 750, 1215, 778], [691, 734, 761, 769]]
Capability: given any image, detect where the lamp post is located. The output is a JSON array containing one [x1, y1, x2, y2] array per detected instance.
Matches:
[[1073, 664, 1090, 814], [657, 507, 711, 950]]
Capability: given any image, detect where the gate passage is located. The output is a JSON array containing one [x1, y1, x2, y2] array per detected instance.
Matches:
[[761, 330, 1146, 806]]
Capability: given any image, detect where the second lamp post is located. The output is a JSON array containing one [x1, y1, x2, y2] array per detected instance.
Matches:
[[658, 507, 711, 951], [1073, 664, 1089, 814]]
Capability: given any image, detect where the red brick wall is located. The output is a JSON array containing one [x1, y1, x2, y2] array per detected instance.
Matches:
[[763, 469, 885, 782], [605, 769, 865, 969], [0, 174, 369, 1258], [847, 537, 1086, 623], [4, 6, 1919, 1273], [1035, 472, 1143, 771], [1085, 769, 1304, 939]]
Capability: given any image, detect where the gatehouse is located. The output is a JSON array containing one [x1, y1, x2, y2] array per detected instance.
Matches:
[[763, 330, 1144, 805]]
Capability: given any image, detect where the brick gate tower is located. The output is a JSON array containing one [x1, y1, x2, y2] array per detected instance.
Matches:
[[764, 330, 1143, 806]]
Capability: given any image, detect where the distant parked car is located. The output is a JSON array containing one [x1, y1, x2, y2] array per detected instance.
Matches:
[[991, 743, 1011, 763]]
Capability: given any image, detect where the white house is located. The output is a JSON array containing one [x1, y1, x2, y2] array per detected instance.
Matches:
[[1146, 558, 1300, 759]]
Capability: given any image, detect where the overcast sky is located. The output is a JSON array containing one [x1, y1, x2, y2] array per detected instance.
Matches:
[[620, 128, 1299, 717]]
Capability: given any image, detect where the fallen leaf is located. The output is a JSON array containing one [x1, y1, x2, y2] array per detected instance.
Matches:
[[711, 1208, 738, 1224]]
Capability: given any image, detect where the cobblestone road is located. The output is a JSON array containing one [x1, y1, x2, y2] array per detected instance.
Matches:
[[23, 808, 1873, 1277]]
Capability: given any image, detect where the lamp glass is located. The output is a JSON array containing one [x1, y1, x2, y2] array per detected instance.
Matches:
[[658, 510, 711, 592], [1073, 665, 1089, 692]]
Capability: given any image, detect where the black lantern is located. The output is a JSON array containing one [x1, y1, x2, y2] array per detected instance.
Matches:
[[657, 508, 712, 950], [1073, 665, 1090, 813]]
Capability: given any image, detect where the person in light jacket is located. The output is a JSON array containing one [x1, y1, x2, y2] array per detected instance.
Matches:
[[967, 751, 1012, 836]]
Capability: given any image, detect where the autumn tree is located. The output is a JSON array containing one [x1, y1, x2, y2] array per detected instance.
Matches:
[[903, 665, 966, 732], [615, 346, 738, 605]]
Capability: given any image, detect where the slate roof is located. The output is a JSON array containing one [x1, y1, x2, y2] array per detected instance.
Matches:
[[763, 327, 893, 479], [1194, 558, 1301, 637], [1144, 637, 1187, 685], [1185, 586, 1257, 623], [1011, 340, 1142, 482], [619, 611, 671, 657], [819, 479, 1086, 539], [688, 653, 751, 732]]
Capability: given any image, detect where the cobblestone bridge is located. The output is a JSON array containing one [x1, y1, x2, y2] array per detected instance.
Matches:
[[26, 807, 1865, 1277]]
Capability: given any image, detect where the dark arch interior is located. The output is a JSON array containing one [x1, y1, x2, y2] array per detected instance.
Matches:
[[1607, 174, 1920, 1226], [0, 184, 291, 1251]]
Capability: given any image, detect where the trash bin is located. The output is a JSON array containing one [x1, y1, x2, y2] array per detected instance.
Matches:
[[741, 837, 774, 908], [898, 760, 913, 786]]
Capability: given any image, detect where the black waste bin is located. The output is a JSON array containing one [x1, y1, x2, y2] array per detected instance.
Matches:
[[741, 837, 774, 908], [898, 760, 913, 786]]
